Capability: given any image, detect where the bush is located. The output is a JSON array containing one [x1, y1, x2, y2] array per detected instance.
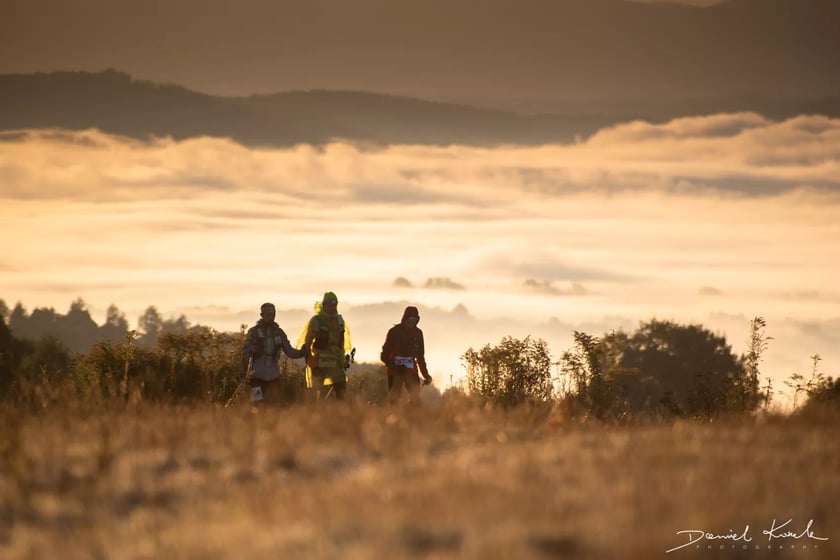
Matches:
[[462, 336, 553, 406], [559, 320, 756, 419]]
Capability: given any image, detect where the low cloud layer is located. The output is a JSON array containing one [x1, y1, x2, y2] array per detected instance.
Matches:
[[1, 113, 839, 392], [2, 113, 839, 207]]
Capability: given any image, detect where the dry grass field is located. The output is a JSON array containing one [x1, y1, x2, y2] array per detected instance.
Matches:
[[1, 397, 838, 559]]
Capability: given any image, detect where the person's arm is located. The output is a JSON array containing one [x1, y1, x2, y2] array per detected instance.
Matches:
[[417, 330, 430, 381], [298, 317, 317, 363], [279, 328, 306, 359], [380, 327, 396, 367], [243, 327, 258, 360], [343, 321, 353, 354]]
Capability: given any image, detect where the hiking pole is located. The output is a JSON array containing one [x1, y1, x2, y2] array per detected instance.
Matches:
[[225, 355, 253, 408]]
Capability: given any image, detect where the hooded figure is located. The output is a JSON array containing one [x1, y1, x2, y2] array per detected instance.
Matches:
[[381, 305, 432, 404], [299, 292, 353, 400]]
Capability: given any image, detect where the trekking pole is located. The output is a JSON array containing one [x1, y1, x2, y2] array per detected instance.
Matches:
[[225, 355, 253, 408]]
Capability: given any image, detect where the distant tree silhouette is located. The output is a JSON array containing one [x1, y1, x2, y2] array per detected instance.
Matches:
[[0, 311, 31, 396], [7, 299, 100, 354], [162, 314, 191, 336], [8, 303, 27, 332], [99, 304, 129, 343], [137, 306, 164, 347], [61, 298, 100, 353], [9, 302, 52, 340]]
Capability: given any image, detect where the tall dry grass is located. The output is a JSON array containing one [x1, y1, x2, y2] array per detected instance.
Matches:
[[1, 395, 838, 559]]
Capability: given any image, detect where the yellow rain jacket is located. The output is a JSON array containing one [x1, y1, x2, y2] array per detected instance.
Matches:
[[298, 303, 352, 388]]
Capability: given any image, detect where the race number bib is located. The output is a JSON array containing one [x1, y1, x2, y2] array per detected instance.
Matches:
[[251, 386, 264, 403], [394, 356, 415, 369]]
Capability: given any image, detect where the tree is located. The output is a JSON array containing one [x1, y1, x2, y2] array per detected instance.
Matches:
[[60, 298, 100, 353], [0, 313, 31, 396], [617, 320, 751, 416], [162, 314, 191, 335], [100, 304, 129, 342], [137, 306, 163, 347], [8, 302, 30, 338], [560, 320, 753, 418]]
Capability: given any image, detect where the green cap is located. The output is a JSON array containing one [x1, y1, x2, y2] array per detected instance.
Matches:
[[322, 291, 338, 304]]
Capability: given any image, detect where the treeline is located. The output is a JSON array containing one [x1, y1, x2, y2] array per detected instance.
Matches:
[[0, 298, 205, 353]]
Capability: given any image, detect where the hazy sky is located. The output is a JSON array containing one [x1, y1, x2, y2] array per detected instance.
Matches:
[[2, 112, 839, 400]]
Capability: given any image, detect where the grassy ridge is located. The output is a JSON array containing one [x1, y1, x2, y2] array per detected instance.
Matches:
[[1, 399, 838, 559]]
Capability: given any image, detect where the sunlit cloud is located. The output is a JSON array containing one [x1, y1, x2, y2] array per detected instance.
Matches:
[[393, 277, 413, 288], [2, 113, 840, 207], [523, 280, 589, 297], [697, 286, 723, 297], [423, 278, 466, 291]]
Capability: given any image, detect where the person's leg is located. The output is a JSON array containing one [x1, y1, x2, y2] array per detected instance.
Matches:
[[311, 369, 327, 402], [405, 372, 422, 405], [261, 379, 281, 405], [333, 381, 347, 400], [318, 384, 331, 401], [387, 372, 402, 405], [249, 377, 265, 405]]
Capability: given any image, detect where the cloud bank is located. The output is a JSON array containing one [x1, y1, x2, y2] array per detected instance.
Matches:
[[2, 113, 839, 207]]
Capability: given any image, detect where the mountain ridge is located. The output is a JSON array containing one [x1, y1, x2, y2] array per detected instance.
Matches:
[[2, 69, 839, 147]]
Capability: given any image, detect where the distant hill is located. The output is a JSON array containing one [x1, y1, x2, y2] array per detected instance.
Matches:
[[1, 0, 838, 110], [0, 70, 630, 146], [1, 70, 838, 147]]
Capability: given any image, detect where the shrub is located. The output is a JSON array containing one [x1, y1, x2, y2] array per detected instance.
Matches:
[[462, 336, 553, 406]]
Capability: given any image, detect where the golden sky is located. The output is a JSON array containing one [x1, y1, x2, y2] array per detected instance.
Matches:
[[2, 112, 839, 395]]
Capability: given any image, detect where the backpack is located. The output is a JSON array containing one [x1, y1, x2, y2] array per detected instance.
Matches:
[[314, 314, 345, 350]]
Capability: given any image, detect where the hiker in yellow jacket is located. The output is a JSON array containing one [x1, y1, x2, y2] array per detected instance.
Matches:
[[298, 292, 353, 400]]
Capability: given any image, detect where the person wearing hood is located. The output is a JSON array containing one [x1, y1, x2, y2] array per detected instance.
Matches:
[[381, 306, 432, 405], [243, 302, 308, 404], [299, 292, 353, 400]]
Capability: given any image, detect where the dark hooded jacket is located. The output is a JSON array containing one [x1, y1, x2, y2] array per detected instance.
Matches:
[[380, 306, 428, 378]]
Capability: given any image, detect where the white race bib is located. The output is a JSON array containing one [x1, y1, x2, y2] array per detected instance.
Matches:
[[394, 356, 415, 368], [251, 386, 264, 402]]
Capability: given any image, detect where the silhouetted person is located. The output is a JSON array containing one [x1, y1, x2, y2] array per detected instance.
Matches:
[[298, 292, 353, 401], [243, 302, 307, 405], [381, 306, 432, 405]]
